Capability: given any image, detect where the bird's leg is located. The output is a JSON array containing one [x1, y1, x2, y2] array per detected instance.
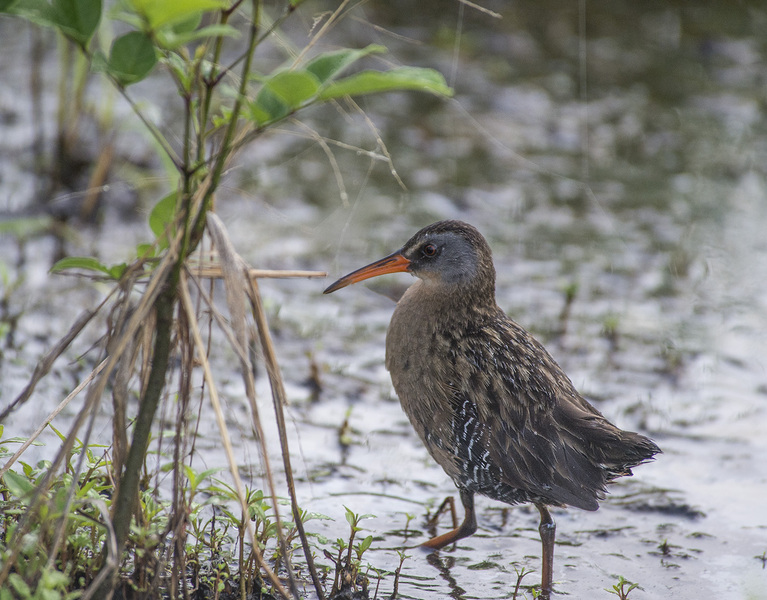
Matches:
[[421, 488, 476, 550], [536, 503, 555, 599], [427, 495, 458, 531]]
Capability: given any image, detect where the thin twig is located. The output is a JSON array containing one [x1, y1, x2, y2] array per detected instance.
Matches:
[[291, 119, 350, 208], [345, 97, 407, 192], [188, 259, 326, 280], [457, 0, 502, 19]]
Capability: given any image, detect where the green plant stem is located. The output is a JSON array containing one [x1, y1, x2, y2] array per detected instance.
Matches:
[[206, 0, 260, 198], [197, 6, 234, 165], [96, 279, 177, 594]]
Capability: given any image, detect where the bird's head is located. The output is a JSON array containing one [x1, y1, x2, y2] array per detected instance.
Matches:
[[323, 220, 496, 296]]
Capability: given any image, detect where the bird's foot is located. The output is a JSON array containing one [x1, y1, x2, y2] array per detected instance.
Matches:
[[425, 495, 458, 530]]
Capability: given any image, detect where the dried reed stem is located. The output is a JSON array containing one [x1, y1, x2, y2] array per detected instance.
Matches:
[[178, 273, 294, 599], [246, 274, 327, 600]]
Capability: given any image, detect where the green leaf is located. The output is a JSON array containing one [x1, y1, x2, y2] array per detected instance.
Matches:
[[3, 0, 57, 28], [3, 0, 101, 46], [149, 192, 178, 247], [170, 11, 201, 34], [250, 87, 286, 125], [2, 470, 36, 499], [50, 256, 112, 275], [358, 534, 373, 553], [305, 44, 386, 84], [267, 71, 320, 106], [107, 31, 157, 85], [318, 67, 452, 101], [48, 423, 67, 443], [129, 0, 228, 30], [136, 242, 156, 259], [156, 23, 239, 50], [51, 0, 101, 46], [344, 506, 358, 528], [250, 70, 321, 125], [107, 263, 128, 279]]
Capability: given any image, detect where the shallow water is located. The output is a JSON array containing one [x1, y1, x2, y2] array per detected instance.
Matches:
[[2, 2, 767, 599]]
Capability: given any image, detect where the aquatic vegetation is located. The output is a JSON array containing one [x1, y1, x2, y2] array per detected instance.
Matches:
[[0, 0, 449, 597]]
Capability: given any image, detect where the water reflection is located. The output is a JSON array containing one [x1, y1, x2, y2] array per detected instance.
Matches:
[[425, 552, 467, 600]]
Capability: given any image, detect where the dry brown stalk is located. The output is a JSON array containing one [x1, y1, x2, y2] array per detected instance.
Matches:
[[178, 271, 294, 599]]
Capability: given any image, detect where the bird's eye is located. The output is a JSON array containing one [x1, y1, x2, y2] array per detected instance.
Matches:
[[422, 243, 438, 257]]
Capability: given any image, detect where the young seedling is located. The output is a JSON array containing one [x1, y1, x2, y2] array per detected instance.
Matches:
[[511, 563, 536, 600], [606, 575, 640, 599], [389, 549, 410, 599]]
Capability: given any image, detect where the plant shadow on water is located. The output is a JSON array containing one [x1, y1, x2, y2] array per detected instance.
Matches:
[[3, 1, 767, 599]]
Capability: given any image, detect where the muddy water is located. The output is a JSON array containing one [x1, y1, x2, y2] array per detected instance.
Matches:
[[3, 2, 767, 599]]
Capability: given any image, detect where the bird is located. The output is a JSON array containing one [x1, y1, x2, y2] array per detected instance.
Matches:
[[323, 220, 660, 598]]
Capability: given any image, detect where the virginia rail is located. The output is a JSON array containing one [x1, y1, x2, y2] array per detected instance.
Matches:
[[324, 220, 660, 597]]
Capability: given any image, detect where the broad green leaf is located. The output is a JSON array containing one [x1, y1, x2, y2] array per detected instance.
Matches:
[[149, 191, 178, 248], [129, 0, 227, 30], [51, 0, 101, 46], [250, 70, 321, 125], [2, 0, 56, 28], [250, 87, 287, 124], [305, 44, 386, 84], [2, 470, 36, 499], [265, 71, 320, 107], [107, 31, 157, 85], [3, 0, 100, 45], [50, 256, 112, 275], [318, 67, 452, 101]]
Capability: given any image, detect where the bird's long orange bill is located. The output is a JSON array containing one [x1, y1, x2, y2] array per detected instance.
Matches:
[[323, 251, 411, 294]]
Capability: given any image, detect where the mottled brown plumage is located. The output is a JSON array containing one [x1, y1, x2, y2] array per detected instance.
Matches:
[[324, 220, 660, 598]]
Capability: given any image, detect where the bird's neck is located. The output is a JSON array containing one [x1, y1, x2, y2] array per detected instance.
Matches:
[[395, 279, 499, 331]]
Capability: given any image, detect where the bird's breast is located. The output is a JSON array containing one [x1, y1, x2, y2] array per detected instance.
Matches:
[[384, 283, 486, 479]]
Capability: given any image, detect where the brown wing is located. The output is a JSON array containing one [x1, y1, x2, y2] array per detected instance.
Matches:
[[449, 312, 659, 510]]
